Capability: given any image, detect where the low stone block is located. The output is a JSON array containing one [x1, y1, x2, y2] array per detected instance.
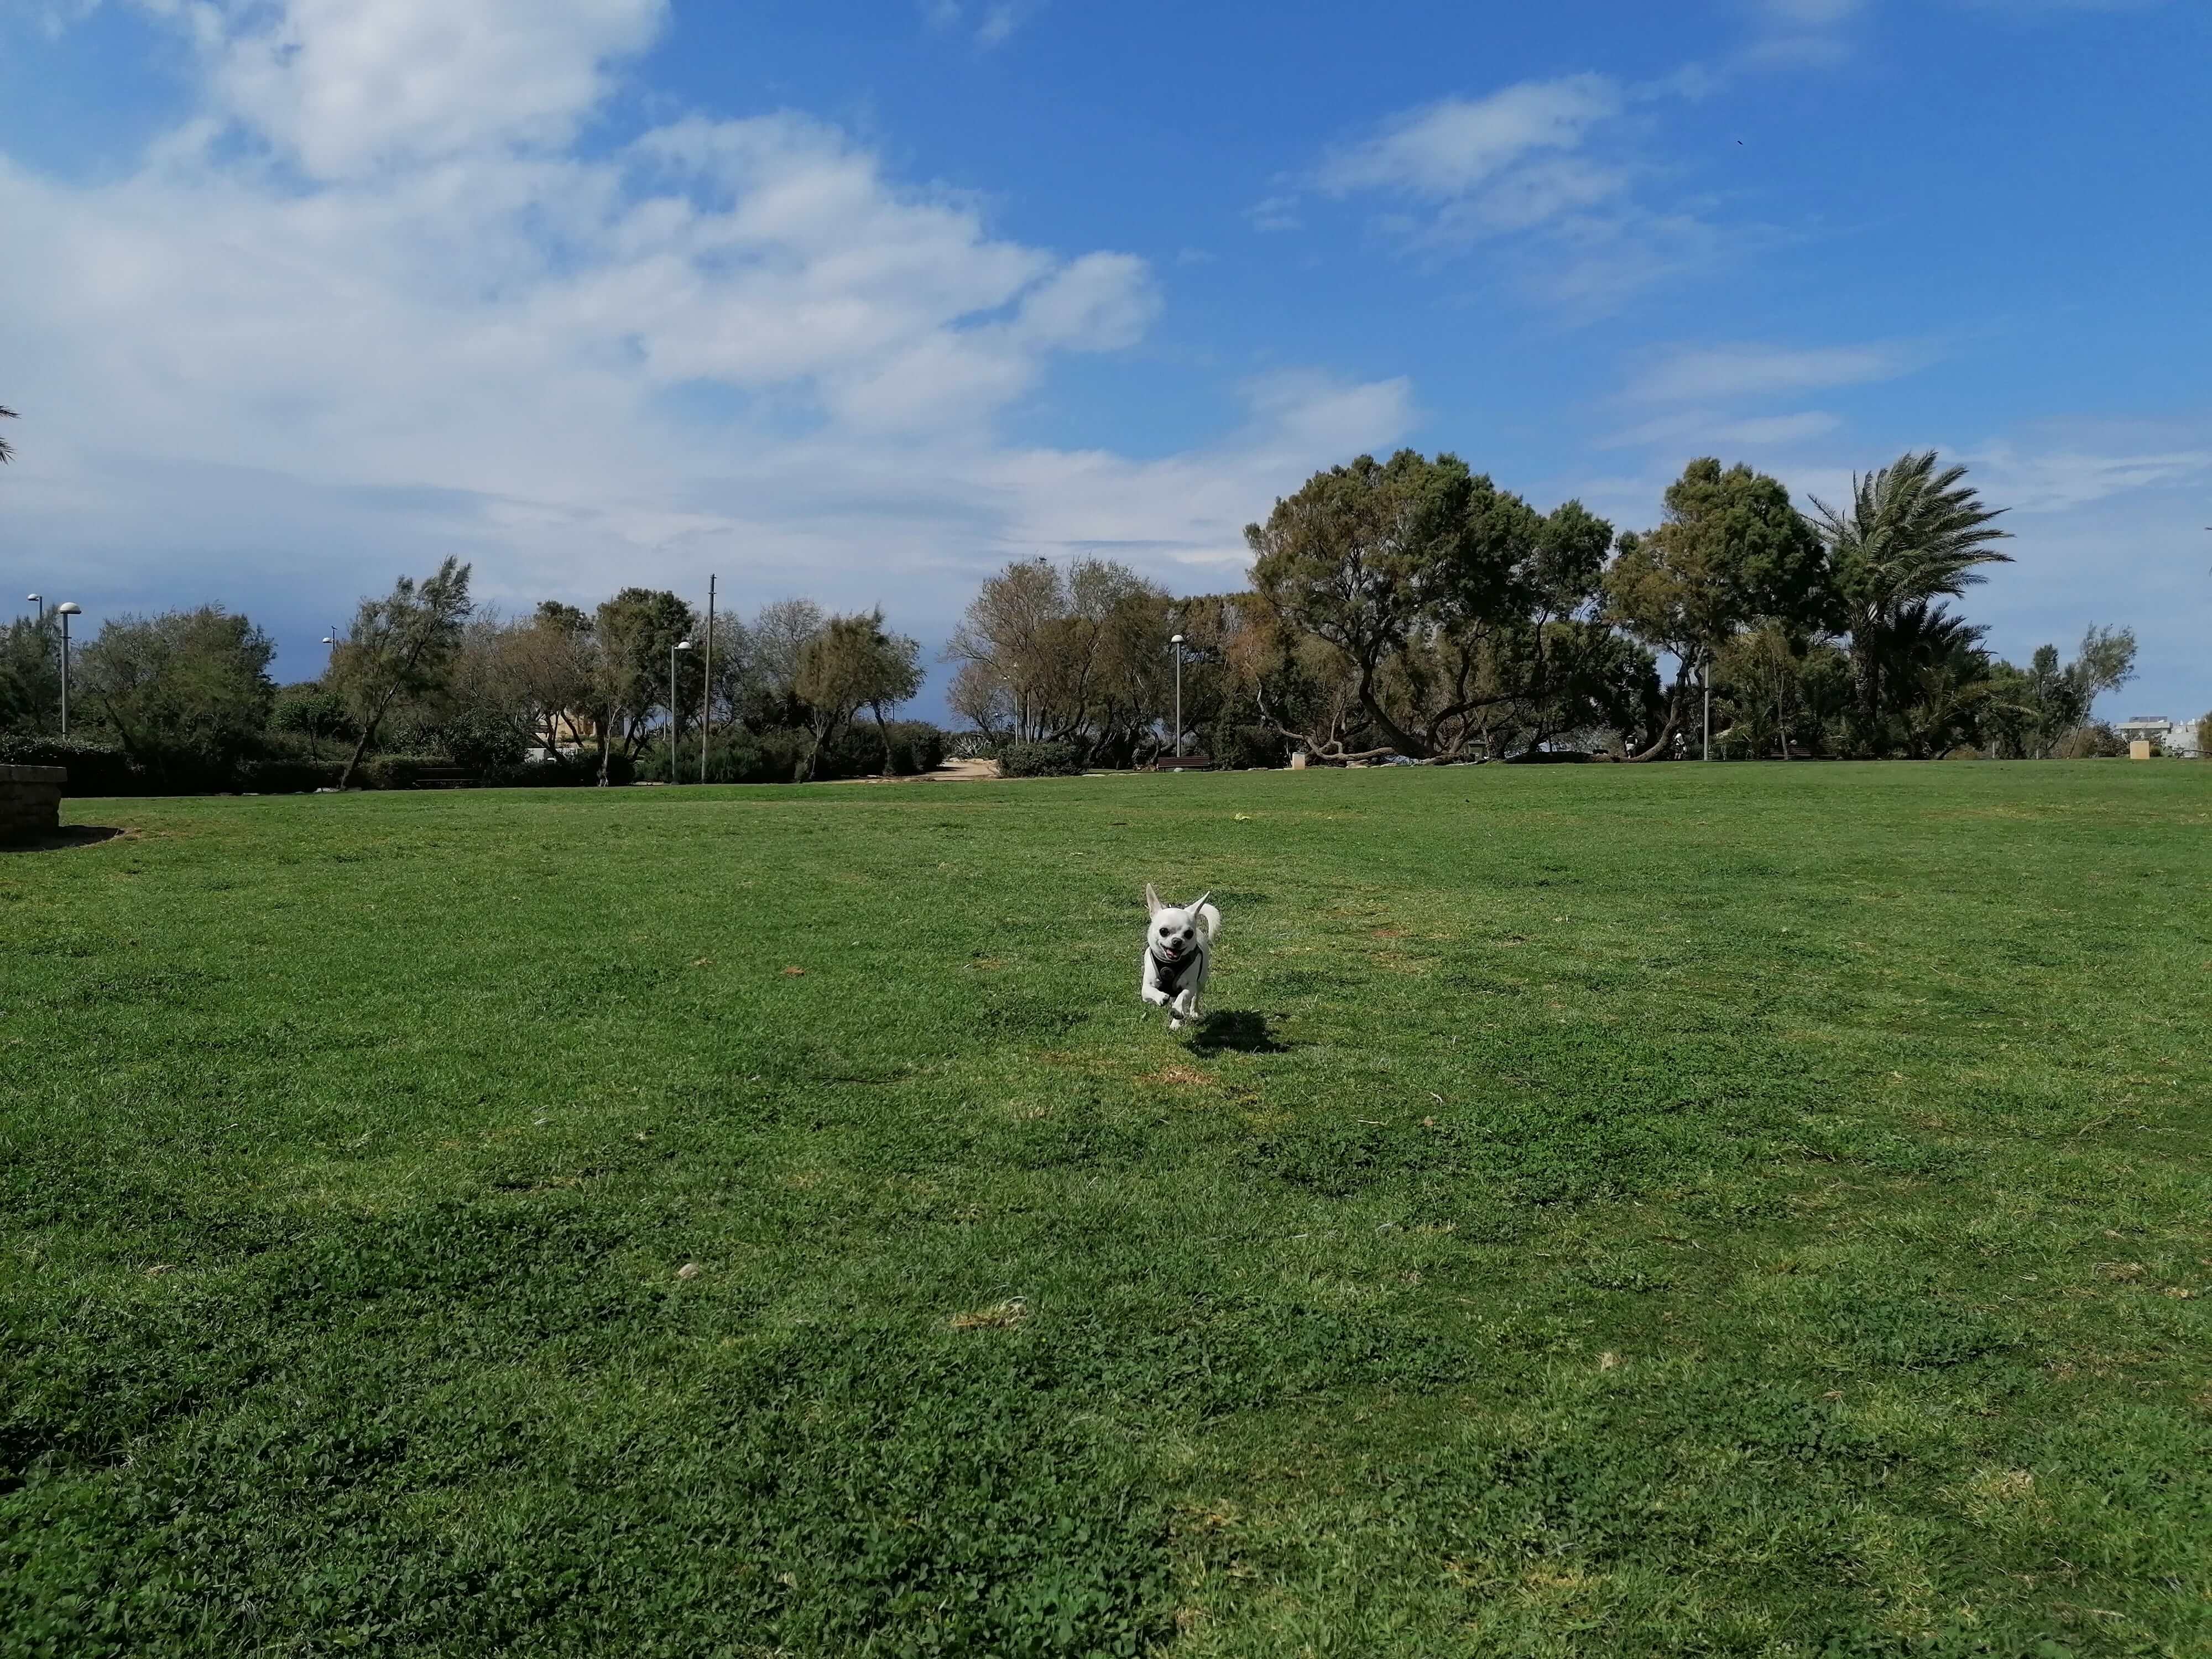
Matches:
[[0, 764, 66, 840]]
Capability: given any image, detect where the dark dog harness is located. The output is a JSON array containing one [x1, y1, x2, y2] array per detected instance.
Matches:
[[1150, 945, 1202, 998]]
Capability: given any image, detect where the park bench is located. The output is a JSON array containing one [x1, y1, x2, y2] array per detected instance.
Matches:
[[1152, 755, 1214, 771], [409, 768, 481, 789]]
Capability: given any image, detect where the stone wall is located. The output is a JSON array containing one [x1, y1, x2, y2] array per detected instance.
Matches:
[[0, 764, 65, 841]]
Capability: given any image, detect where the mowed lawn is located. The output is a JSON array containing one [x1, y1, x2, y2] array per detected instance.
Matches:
[[3, 765, 2208, 1658]]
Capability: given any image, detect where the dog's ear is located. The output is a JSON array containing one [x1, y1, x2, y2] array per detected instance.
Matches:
[[1190, 892, 1211, 914], [1144, 883, 1162, 917]]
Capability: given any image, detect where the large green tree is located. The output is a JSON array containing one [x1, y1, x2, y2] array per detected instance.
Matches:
[[1807, 450, 2011, 751], [270, 681, 355, 764], [1605, 458, 1829, 761], [795, 609, 924, 779], [74, 607, 277, 774], [945, 557, 1171, 760], [590, 588, 696, 784], [0, 403, 16, 466], [0, 613, 61, 735], [1247, 450, 1626, 759], [328, 558, 474, 787], [1984, 624, 2136, 758]]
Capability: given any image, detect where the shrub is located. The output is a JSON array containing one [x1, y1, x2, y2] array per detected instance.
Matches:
[[430, 707, 527, 773], [358, 754, 448, 790], [0, 736, 146, 796], [487, 752, 633, 788], [814, 720, 949, 780], [998, 740, 1084, 778], [237, 757, 342, 794], [1203, 721, 1288, 771], [481, 752, 628, 788], [2056, 722, 2122, 760], [887, 720, 948, 776], [697, 729, 813, 784]]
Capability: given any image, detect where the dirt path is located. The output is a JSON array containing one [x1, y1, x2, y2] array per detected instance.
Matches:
[[834, 757, 1001, 784]]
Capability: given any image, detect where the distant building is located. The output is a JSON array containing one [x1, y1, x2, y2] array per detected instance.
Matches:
[[2114, 714, 2204, 758]]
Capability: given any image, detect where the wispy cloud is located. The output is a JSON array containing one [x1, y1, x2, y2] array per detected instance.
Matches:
[[922, 0, 1038, 48], [1316, 76, 1621, 200], [1244, 193, 1302, 233], [1750, 0, 1865, 24], [1625, 342, 1924, 402], [1284, 72, 1775, 312], [1599, 409, 1842, 450], [1968, 432, 2212, 513], [1735, 0, 1865, 66]]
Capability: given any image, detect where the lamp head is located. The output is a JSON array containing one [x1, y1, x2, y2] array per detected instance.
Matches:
[[55, 602, 82, 615]]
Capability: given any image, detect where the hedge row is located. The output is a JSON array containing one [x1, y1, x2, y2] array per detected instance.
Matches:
[[998, 740, 1086, 778], [0, 738, 341, 797], [4, 722, 952, 797]]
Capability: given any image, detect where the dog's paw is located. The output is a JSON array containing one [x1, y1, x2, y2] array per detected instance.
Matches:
[[1168, 1018, 1183, 1031]]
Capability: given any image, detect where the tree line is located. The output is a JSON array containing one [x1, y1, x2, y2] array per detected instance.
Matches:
[[2, 439, 2183, 790], [0, 568, 932, 791], [935, 447, 2159, 768]]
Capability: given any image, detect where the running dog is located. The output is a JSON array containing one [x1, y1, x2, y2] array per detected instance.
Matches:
[[1141, 885, 1220, 1030]]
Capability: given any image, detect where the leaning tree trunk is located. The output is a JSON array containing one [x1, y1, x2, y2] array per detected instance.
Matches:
[[1620, 677, 1691, 764], [336, 686, 401, 789], [871, 700, 895, 775]]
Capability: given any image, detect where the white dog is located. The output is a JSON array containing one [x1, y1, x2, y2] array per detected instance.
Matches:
[[1141, 884, 1220, 1030]]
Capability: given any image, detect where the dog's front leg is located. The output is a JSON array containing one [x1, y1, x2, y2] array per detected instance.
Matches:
[[1141, 956, 1172, 1011]]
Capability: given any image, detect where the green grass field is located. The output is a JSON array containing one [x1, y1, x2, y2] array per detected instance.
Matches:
[[4, 764, 2208, 1657]]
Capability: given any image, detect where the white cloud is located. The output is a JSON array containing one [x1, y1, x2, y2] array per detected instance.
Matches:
[[1316, 77, 1620, 200], [1245, 193, 1302, 233], [0, 0, 1392, 656], [1625, 342, 1923, 402], [203, 0, 668, 179]]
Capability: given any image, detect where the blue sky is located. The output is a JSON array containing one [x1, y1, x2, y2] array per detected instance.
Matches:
[[2, 0, 2206, 719]]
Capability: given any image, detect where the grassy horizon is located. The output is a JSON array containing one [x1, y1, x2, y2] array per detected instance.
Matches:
[[4, 763, 2208, 1656]]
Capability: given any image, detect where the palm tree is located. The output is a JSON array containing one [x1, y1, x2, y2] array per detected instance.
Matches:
[[1808, 450, 2010, 750], [1879, 600, 1996, 759], [0, 405, 16, 465]]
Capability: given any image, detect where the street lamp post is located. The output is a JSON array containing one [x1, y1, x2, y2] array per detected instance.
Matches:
[[1170, 633, 1186, 760], [670, 639, 692, 782], [56, 602, 82, 735], [25, 593, 39, 624]]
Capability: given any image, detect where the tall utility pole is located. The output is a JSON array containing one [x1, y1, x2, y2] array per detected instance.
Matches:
[[670, 638, 691, 779], [57, 602, 82, 735], [1171, 633, 1185, 759], [1702, 660, 1712, 761], [701, 573, 714, 785]]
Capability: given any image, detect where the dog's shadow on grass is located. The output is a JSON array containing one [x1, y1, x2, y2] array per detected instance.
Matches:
[[1189, 1010, 1288, 1055]]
